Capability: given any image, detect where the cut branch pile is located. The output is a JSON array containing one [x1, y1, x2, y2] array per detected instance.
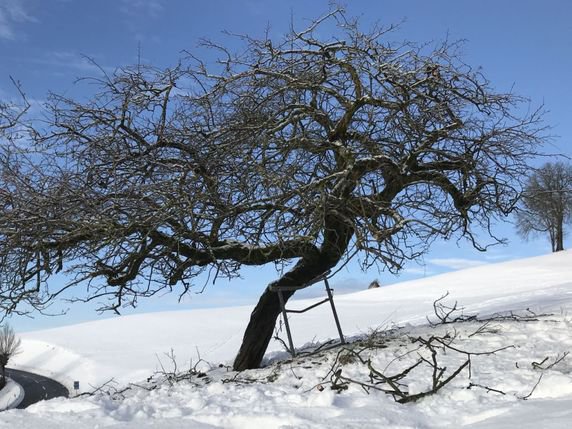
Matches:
[[74, 297, 569, 407], [313, 296, 559, 403], [320, 327, 510, 403]]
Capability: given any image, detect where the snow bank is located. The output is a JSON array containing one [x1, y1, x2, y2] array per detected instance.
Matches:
[[3, 307, 572, 428], [0, 378, 24, 411], [13, 250, 572, 388], [1, 250, 571, 428]]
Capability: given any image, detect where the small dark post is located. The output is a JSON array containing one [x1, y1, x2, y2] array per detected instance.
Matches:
[[276, 288, 296, 357], [324, 278, 345, 345]]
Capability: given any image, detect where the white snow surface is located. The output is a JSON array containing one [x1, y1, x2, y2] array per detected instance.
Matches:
[[1, 250, 572, 428], [0, 378, 24, 410]]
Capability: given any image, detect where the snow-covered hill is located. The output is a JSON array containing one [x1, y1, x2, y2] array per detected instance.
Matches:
[[2, 250, 572, 428]]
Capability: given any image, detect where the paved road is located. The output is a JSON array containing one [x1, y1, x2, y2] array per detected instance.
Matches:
[[5, 368, 69, 409]]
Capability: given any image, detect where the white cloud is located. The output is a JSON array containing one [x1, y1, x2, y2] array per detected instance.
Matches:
[[0, 0, 36, 40], [484, 252, 512, 261], [49, 51, 106, 72], [19, 51, 114, 77], [428, 258, 487, 270], [403, 266, 432, 276], [119, 0, 164, 18]]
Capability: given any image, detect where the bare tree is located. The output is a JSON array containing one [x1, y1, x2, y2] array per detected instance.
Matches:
[[0, 324, 21, 389], [516, 162, 572, 251], [0, 78, 29, 134], [0, 9, 545, 370]]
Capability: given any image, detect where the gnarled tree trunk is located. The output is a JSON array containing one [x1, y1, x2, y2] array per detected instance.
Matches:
[[232, 259, 329, 370], [233, 219, 353, 371]]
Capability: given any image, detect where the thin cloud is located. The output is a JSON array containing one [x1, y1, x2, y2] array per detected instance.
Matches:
[[13, 51, 114, 77], [403, 266, 432, 276], [428, 258, 487, 270], [0, 0, 36, 40], [49, 51, 107, 73], [484, 252, 512, 261], [119, 0, 164, 18], [118, 0, 165, 43]]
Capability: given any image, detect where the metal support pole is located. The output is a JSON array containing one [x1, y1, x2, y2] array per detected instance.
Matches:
[[324, 278, 345, 345], [276, 288, 296, 357], [272, 271, 345, 357]]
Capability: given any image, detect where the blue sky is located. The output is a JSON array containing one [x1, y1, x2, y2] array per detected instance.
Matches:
[[1, 0, 571, 331]]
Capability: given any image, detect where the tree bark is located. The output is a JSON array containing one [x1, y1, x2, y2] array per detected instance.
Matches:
[[233, 218, 354, 371], [232, 280, 294, 372], [556, 215, 564, 251], [232, 256, 335, 371]]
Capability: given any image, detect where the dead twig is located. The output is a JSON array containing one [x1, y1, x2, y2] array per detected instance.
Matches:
[[532, 352, 569, 370], [519, 373, 544, 400], [467, 382, 506, 395]]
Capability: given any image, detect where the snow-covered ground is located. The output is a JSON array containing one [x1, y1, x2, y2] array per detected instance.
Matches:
[[1, 250, 571, 428], [0, 379, 24, 410]]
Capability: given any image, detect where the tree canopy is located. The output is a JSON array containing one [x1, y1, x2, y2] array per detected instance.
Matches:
[[0, 9, 545, 369], [516, 162, 572, 251]]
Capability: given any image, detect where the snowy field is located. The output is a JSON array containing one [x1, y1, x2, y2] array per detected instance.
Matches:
[[1, 250, 572, 428]]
